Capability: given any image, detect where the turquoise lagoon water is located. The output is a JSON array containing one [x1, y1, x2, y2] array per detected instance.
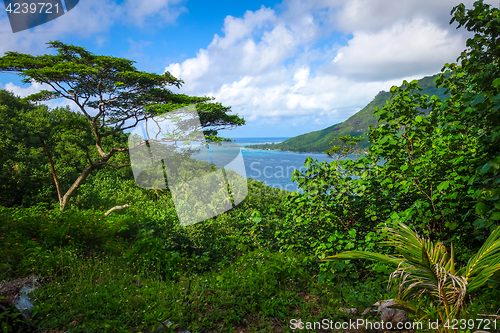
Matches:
[[214, 137, 361, 193]]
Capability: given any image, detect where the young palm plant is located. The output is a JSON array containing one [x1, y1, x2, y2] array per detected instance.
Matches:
[[321, 221, 500, 333]]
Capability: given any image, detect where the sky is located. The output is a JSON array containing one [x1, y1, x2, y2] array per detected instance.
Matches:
[[0, 0, 484, 138]]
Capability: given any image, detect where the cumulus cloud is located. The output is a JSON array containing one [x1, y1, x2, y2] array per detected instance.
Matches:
[[328, 0, 478, 33], [2, 0, 489, 136], [163, 0, 476, 131], [3, 81, 50, 98], [165, 6, 286, 91], [2, 80, 80, 111], [328, 17, 466, 81]]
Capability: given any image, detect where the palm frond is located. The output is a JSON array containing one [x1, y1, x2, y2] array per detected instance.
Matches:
[[464, 225, 500, 292], [383, 222, 424, 263], [321, 250, 402, 267], [322, 221, 500, 324]]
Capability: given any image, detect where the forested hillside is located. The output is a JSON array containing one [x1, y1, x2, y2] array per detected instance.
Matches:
[[248, 75, 448, 154]]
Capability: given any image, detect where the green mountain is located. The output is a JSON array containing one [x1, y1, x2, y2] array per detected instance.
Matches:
[[248, 75, 448, 154]]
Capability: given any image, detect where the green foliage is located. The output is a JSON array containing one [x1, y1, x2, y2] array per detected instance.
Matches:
[[274, 1, 500, 325], [322, 221, 500, 332], [25, 248, 323, 333], [0, 41, 244, 210], [0, 203, 139, 278], [0, 302, 26, 333], [2, 1, 500, 331], [305, 3, 500, 329], [365, 78, 485, 249], [436, 0, 500, 235], [0, 90, 132, 208], [274, 135, 387, 286], [73, 167, 147, 210], [0, 92, 68, 206], [289, 0, 500, 270], [357, 0, 500, 257]]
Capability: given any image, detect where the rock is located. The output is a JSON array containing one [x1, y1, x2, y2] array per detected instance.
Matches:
[[0, 294, 15, 309], [0, 275, 40, 320], [381, 307, 409, 329], [339, 307, 358, 315], [15, 282, 39, 320], [360, 299, 410, 331], [148, 320, 191, 333], [376, 299, 409, 331]]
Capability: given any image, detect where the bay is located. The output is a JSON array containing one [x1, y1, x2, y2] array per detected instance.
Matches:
[[216, 137, 360, 193]]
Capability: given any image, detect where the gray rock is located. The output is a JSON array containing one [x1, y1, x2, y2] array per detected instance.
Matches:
[[149, 320, 191, 333], [381, 307, 409, 329]]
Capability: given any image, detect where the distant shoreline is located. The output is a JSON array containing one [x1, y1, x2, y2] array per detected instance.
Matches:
[[242, 145, 366, 158], [243, 145, 324, 154]]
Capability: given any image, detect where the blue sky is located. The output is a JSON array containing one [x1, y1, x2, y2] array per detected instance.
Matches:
[[0, 0, 482, 138]]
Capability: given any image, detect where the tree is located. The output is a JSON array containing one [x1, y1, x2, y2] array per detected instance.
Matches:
[[0, 91, 96, 207], [0, 91, 52, 206], [323, 0, 500, 256], [0, 41, 245, 210]]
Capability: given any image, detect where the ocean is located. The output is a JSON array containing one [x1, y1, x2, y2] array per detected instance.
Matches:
[[220, 137, 361, 193]]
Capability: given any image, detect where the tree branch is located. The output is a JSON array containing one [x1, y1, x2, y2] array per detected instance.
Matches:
[[104, 204, 130, 217], [101, 115, 142, 137]]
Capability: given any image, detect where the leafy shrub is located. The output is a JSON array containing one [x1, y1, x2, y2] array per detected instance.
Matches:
[[0, 205, 133, 278], [323, 221, 500, 331]]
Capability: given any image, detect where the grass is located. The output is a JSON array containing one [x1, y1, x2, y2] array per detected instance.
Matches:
[[22, 247, 345, 332], [1, 178, 499, 332]]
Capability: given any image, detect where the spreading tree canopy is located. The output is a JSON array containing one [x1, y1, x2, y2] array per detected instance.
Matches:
[[0, 41, 245, 210]]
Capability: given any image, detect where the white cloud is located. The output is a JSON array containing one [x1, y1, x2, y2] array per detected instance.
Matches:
[[163, 0, 474, 131], [329, 0, 478, 33], [328, 17, 465, 81], [0, 15, 51, 56], [292, 66, 309, 90], [216, 7, 276, 49], [50, 0, 118, 37], [3, 80, 80, 112], [3, 81, 49, 98], [0, 0, 119, 56], [2, 0, 489, 136], [121, 0, 187, 27], [171, 49, 210, 82], [165, 5, 285, 90]]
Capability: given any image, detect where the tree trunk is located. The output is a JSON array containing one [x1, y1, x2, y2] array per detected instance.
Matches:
[[59, 164, 97, 211], [38, 135, 63, 204]]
